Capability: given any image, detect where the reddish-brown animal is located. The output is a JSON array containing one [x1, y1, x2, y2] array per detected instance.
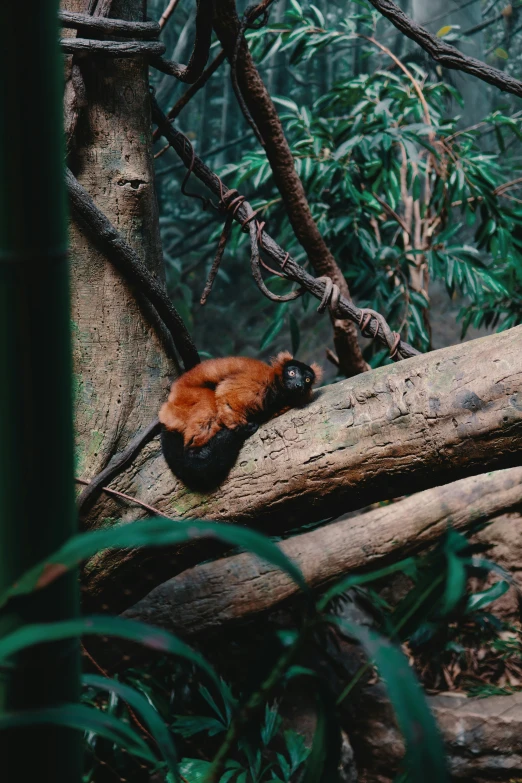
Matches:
[[159, 352, 322, 489], [159, 351, 321, 447]]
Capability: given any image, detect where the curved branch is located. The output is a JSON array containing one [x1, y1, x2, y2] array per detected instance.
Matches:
[[66, 168, 200, 371], [150, 0, 214, 83], [367, 0, 522, 99]]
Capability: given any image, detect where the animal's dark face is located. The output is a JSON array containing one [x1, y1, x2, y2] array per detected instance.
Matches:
[[282, 360, 315, 397]]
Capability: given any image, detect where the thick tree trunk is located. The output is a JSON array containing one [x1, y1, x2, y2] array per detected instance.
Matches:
[[123, 466, 522, 635], [83, 326, 522, 609], [63, 0, 176, 490]]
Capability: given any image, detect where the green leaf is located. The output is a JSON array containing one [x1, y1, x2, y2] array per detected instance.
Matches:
[[171, 714, 225, 738], [1, 519, 307, 605], [0, 704, 157, 765], [174, 758, 213, 783], [260, 317, 285, 351], [272, 96, 299, 114], [440, 550, 467, 615], [436, 25, 453, 37], [0, 616, 224, 697], [297, 676, 341, 783], [466, 580, 510, 613], [494, 47, 509, 60], [83, 673, 179, 779], [317, 558, 418, 611], [329, 618, 448, 783]]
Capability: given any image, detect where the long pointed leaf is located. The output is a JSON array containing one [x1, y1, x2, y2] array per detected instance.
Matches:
[[0, 616, 224, 701], [83, 673, 179, 780], [327, 617, 448, 783], [0, 704, 157, 765], [1, 518, 307, 606]]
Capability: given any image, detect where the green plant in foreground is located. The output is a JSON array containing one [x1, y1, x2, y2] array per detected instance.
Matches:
[[2, 516, 517, 782], [0, 516, 451, 783]]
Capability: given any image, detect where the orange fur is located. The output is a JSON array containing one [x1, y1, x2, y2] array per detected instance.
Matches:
[[159, 352, 319, 448]]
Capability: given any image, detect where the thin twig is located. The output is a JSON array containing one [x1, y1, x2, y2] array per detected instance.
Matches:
[[76, 419, 163, 514], [159, 0, 182, 29], [373, 192, 412, 236], [152, 50, 227, 143], [200, 213, 234, 305], [76, 476, 169, 518]]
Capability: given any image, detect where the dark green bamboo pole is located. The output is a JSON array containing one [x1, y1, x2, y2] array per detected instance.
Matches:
[[0, 1, 81, 779]]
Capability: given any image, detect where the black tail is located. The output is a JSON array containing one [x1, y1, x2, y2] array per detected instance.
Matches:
[[161, 422, 258, 491]]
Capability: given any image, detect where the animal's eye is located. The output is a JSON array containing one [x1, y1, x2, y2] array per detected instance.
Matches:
[[305, 377, 311, 383], [288, 370, 295, 377]]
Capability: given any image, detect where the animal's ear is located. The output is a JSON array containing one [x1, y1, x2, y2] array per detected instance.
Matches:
[[311, 362, 323, 385], [270, 351, 293, 373]]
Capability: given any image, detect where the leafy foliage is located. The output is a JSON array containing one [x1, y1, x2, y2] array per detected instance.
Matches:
[[152, 0, 522, 372]]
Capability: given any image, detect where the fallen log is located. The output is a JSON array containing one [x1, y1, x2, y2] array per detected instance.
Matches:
[[84, 326, 522, 605], [123, 466, 522, 635]]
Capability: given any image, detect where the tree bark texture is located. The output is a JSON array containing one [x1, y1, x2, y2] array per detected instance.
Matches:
[[82, 326, 522, 608], [212, 0, 368, 377], [63, 0, 177, 491], [123, 466, 522, 636]]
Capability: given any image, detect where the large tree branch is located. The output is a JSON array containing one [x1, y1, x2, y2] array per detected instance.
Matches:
[[367, 0, 522, 99], [82, 326, 522, 609], [212, 0, 368, 376], [123, 466, 522, 636]]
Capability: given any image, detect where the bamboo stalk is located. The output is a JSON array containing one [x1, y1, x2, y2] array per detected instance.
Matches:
[[0, 1, 81, 779]]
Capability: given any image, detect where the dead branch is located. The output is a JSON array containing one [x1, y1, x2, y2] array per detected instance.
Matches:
[[124, 466, 522, 635]]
